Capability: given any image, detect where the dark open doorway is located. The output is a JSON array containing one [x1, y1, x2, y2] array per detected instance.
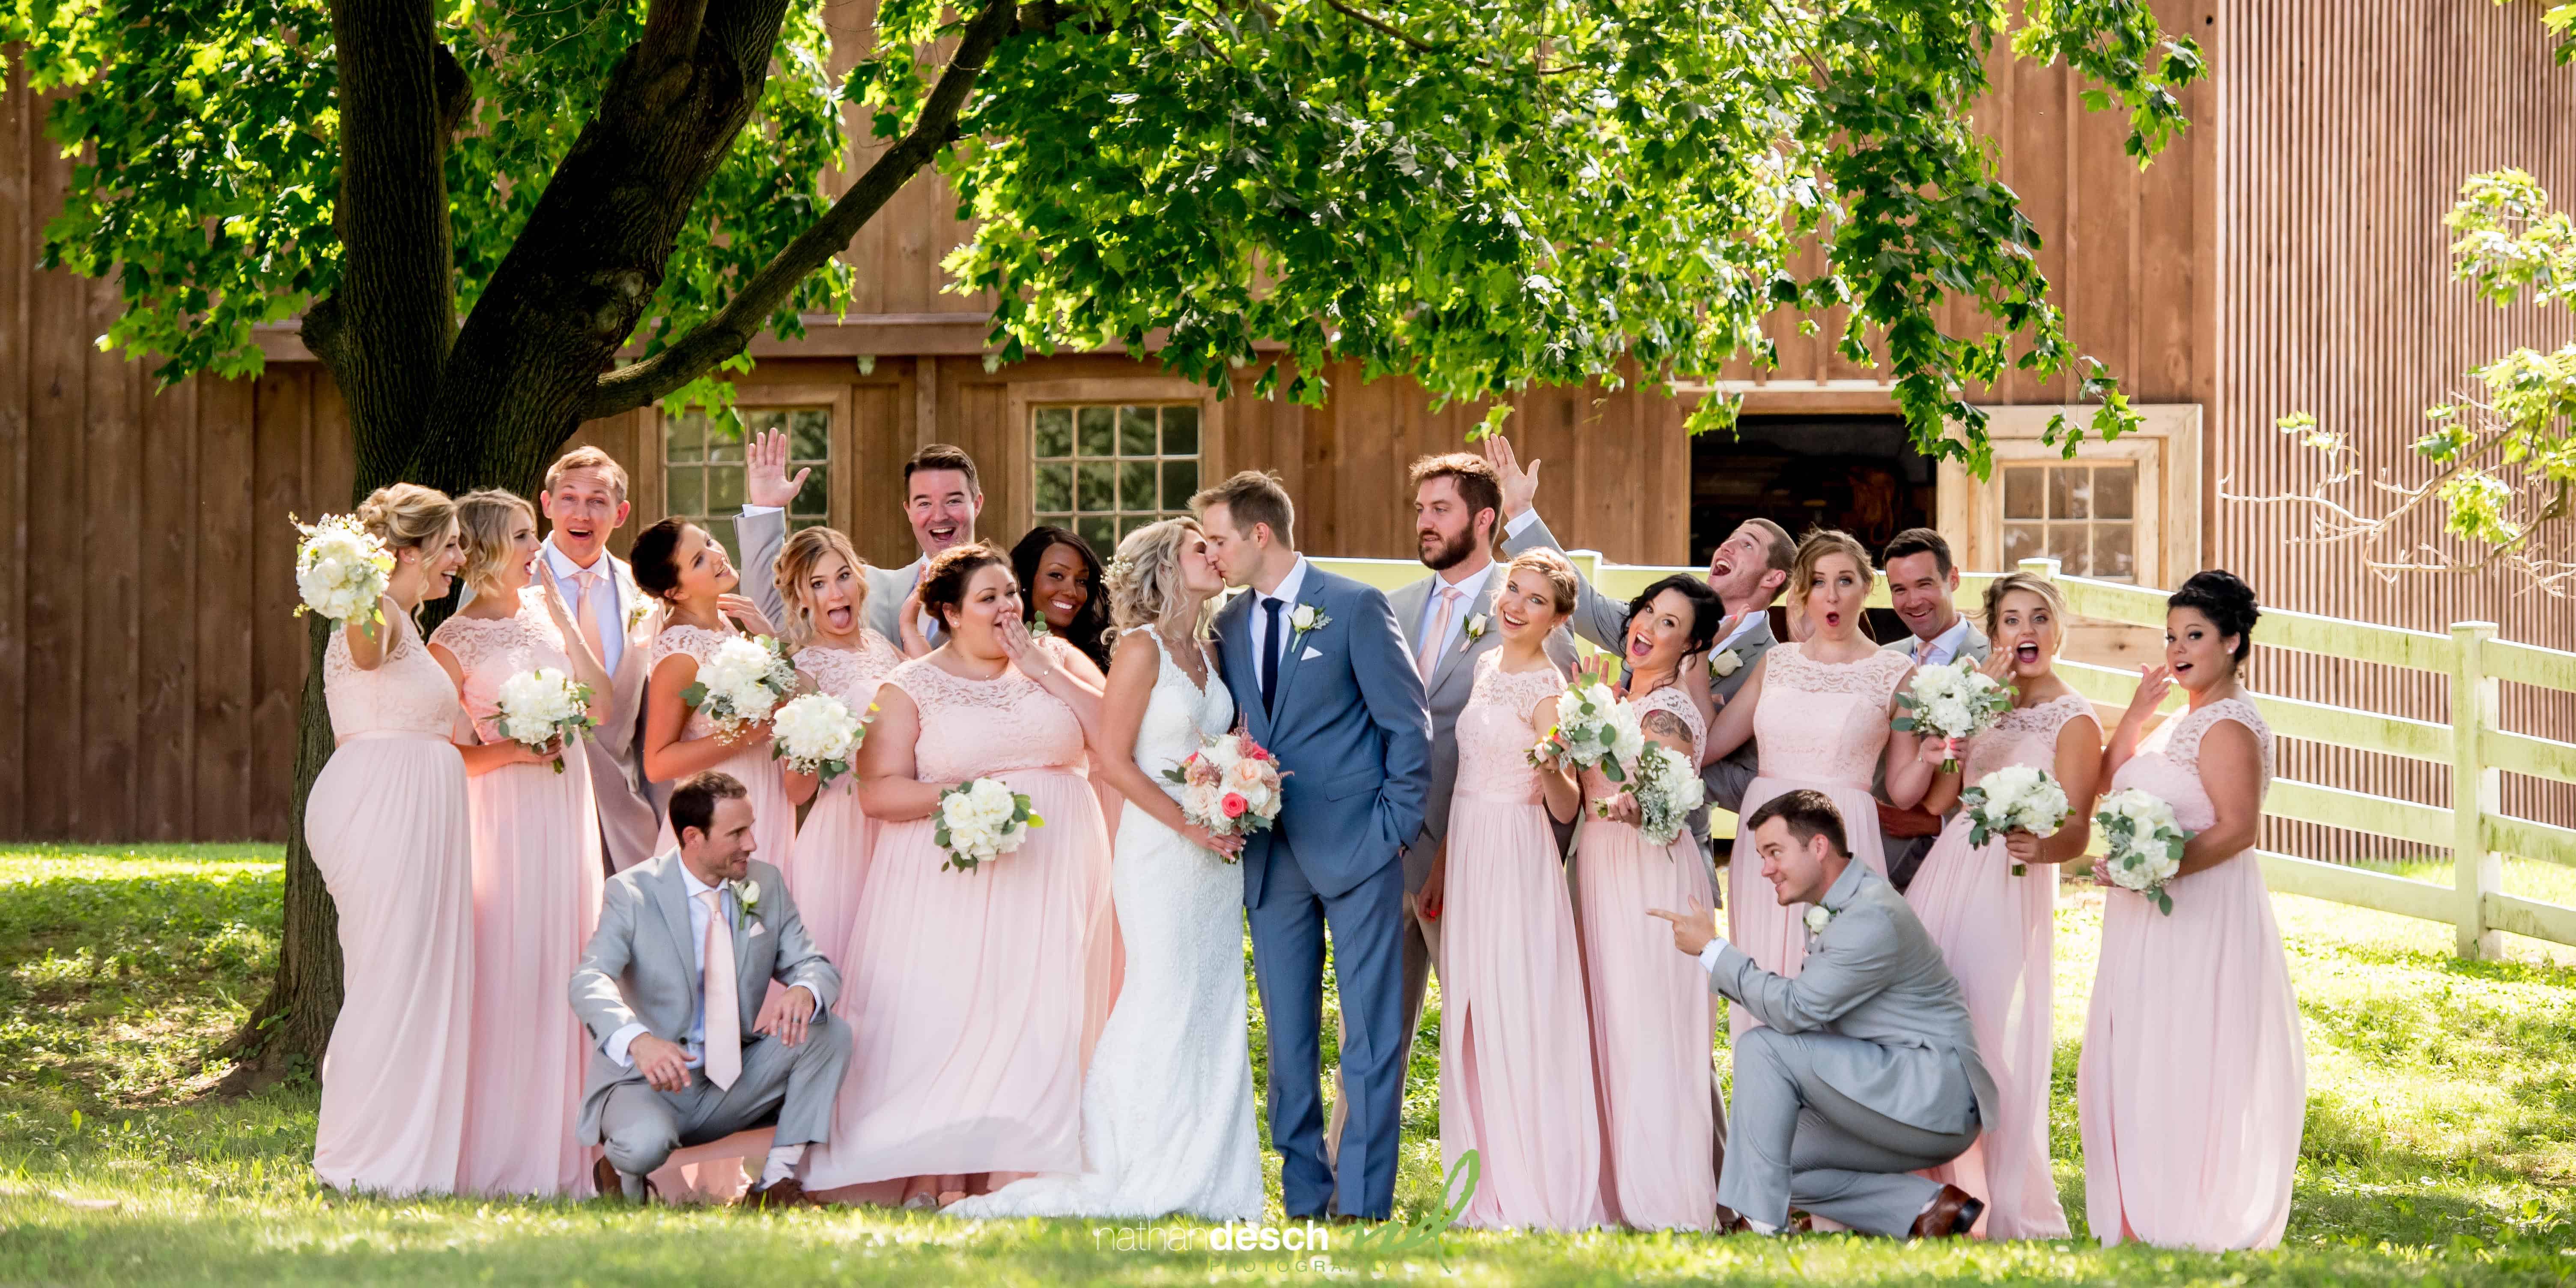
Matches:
[[1689, 413, 1935, 643]]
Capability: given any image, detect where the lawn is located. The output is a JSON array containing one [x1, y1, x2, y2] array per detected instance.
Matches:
[[3, 842, 2574, 1285]]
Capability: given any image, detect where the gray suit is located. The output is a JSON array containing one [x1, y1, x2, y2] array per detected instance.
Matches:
[[570, 852, 849, 1181], [738, 507, 928, 646], [1876, 623, 1991, 890], [1705, 861, 1998, 1235]]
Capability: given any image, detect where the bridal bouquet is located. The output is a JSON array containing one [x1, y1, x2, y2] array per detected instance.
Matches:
[[1163, 731, 1287, 851], [290, 513, 394, 633], [2095, 787, 2190, 914], [1893, 659, 2014, 773], [493, 667, 596, 774], [1959, 765, 2069, 875], [1625, 741, 1707, 847], [771, 692, 870, 789], [680, 635, 799, 742], [936, 778, 1044, 873], [1530, 681, 1647, 784]]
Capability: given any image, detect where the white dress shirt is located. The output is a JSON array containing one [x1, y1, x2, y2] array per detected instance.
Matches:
[[542, 540, 626, 673], [1245, 555, 1314, 675], [1715, 607, 1765, 654], [605, 864, 731, 1070], [1415, 560, 1497, 661], [1905, 615, 1975, 666]]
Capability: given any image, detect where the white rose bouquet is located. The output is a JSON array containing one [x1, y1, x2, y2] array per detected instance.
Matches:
[[771, 692, 870, 789], [2094, 787, 2190, 914], [1162, 731, 1287, 852], [936, 777, 1045, 873], [1958, 765, 2069, 875], [679, 635, 799, 742], [1893, 659, 2014, 773], [1626, 741, 1708, 848], [1530, 682, 1647, 784], [291, 513, 394, 634], [493, 667, 596, 774]]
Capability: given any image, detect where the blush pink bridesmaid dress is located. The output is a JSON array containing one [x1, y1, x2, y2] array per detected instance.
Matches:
[[1573, 685, 1717, 1231], [303, 615, 475, 1196], [431, 587, 605, 1198], [1727, 643, 1911, 1036], [2078, 697, 2304, 1249], [1903, 691, 2094, 1239], [1439, 653, 1608, 1231], [649, 623, 798, 878], [804, 640, 1116, 1202], [789, 629, 906, 970]]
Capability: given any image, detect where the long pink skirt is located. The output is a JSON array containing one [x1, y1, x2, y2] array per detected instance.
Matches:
[[1574, 815, 1717, 1231], [654, 741, 796, 881], [304, 732, 475, 1196], [1725, 775, 1887, 1037], [2078, 851, 2305, 1249], [790, 776, 877, 984], [1903, 814, 2068, 1238], [456, 756, 604, 1197], [1441, 795, 1608, 1231], [805, 767, 1114, 1196]]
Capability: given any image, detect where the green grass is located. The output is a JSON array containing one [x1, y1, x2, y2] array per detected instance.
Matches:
[[5, 843, 2576, 1284]]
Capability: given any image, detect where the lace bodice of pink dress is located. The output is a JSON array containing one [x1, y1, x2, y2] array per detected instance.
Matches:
[[797, 630, 906, 706], [1581, 684, 1706, 802], [887, 638, 1090, 781], [1962, 692, 2097, 787], [324, 618, 463, 741], [650, 623, 746, 740], [428, 586, 574, 744], [2108, 696, 2275, 831], [1751, 643, 1910, 787], [1455, 653, 1567, 803]]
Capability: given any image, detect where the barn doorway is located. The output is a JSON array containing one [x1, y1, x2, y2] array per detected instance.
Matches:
[[1688, 413, 1935, 643]]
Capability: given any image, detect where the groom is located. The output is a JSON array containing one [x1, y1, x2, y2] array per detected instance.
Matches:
[[1196, 470, 1433, 1221]]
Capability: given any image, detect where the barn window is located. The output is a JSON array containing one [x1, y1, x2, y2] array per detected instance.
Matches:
[[661, 407, 833, 559], [2000, 461, 2138, 581], [1030, 403, 1202, 552]]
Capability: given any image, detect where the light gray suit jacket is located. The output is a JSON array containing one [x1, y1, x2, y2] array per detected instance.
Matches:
[[568, 851, 841, 1144], [1388, 565, 1576, 890], [738, 507, 927, 646], [1707, 862, 1999, 1136]]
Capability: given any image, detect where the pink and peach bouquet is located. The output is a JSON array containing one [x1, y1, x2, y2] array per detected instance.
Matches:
[[1163, 731, 1288, 854]]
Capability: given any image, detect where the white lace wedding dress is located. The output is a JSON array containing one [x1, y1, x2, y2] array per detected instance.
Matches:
[[945, 631, 1266, 1222]]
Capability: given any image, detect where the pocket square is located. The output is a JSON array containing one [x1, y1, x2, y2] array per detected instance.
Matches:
[[1301, 646, 1324, 661], [745, 922, 766, 939]]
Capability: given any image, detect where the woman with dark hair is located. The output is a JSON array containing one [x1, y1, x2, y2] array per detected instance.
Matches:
[[1011, 526, 1115, 675], [633, 517, 799, 886], [2080, 570, 2302, 1251]]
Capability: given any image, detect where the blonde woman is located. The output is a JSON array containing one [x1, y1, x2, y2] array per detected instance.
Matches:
[[945, 517, 1264, 1222], [426, 489, 612, 1197], [774, 525, 906, 976], [303, 483, 474, 1196]]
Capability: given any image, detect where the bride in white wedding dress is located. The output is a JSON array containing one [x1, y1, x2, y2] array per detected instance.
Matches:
[[947, 518, 1265, 1223]]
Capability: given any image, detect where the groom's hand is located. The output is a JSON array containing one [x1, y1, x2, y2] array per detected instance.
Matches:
[[631, 1034, 692, 1092], [754, 984, 817, 1047], [1649, 904, 1718, 956]]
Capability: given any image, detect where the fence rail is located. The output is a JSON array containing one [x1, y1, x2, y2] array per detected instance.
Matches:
[[1306, 553, 2576, 959]]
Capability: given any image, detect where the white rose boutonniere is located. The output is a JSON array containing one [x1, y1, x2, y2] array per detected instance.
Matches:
[[730, 878, 763, 923], [1289, 604, 1330, 641], [1461, 613, 1489, 647], [626, 599, 652, 636], [1710, 649, 1743, 680], [1803, 903, 1834, 936]]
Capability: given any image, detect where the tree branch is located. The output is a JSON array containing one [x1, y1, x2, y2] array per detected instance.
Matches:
[[581, 0, 1023, 420], [1322, 0, 1438, 53], [635, 0, 711, 72]]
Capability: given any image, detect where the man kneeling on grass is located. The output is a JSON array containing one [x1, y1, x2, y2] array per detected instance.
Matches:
[[570, 771, 848, 1207], [1652, 789, 1994, 1239]]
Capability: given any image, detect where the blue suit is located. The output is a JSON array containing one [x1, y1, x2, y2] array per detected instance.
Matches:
[[1213, 562, 1432, 1218]]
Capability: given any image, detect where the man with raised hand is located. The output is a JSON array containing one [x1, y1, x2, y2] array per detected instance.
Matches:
[[737, 432, 981, 647]]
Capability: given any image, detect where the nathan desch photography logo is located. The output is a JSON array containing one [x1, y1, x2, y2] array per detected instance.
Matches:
[[1092, 1152, 1479, 1274]]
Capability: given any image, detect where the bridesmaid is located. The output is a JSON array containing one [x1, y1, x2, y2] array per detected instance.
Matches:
[[804, 542, 1116, 1207], [2080, 570, 2304, 1250], [1905, 572, 2100, 1239], [634, 517, 798, 881], [774, 526, 906, 978], [1012, 525, 1126, 843], [426, 489, 612, 1198], [303, 483, 474, 1196], [1439, 550, 1606, 1231], [1701, 529, 1934, 1029], [1573, 572, 1722, 1231]]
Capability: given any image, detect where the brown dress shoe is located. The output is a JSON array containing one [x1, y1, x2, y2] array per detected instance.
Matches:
[[1909, 1184, 1985, 1239], [593, 1157, 658, 1204], [741, 1177, 812, 1210]]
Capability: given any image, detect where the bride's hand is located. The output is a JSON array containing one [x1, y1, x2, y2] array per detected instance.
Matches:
[[1181, 821, 1244, 859]]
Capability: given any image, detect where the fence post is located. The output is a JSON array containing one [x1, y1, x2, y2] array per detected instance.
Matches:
[[2451, 621, 2501, 960]]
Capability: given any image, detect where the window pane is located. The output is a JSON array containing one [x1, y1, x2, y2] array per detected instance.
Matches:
[[1034, 406, 1073, 458], [1077, 462, 1115, 511], [1036, 463, 1073, 513], [1120, 514, 1151, 540], [667, 466, 704, 519], [710, 464, 744, 512], [1077, 515, 1117, 549], [789, 516, 827, 534], [1162, 460, 1199, 508], [792, 465, 829, 516], [2002, 522, 2043, 567], [1162, 405, 1200, 456], [1119, 405, 1157, 456], [2003, 467, 2044, 520], [1120, 460, 1156, 511], [2094, 464, 2136, 520], [1077, 406, 1115, 456], [788, 408, 831, 462], [2051, 522, 2091, 576], [704, 518, 739, 561], [665, 414, 705, 464], [706, 418, 746, 463], [2094, 523, 2136, 580], [2050, 466, 2089, 520]]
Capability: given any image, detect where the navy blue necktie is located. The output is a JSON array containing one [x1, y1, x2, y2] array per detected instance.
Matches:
[[1260, 596, 1285, 713]]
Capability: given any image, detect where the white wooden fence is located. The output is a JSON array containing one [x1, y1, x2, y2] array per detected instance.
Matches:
[[1306, 554, 2576, 959]]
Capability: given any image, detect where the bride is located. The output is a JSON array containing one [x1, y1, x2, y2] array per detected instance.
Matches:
[[946, 517, 1266, 1222]]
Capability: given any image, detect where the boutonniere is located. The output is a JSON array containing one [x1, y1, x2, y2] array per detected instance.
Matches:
[[1710, 648, 1744, 679], [729, 878, 763, 923], [1803, 903, 1835, 936], [1461, 613, 1489, 649], [626, 599, 652, 635], [1289, 605, 1330, 641]]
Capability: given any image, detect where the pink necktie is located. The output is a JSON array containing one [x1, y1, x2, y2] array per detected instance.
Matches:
[[572, 566, 610, 664], [696, 889, 741, 1090], [1418, 586, 1460, 680], [1916, 638, 1937, 665]]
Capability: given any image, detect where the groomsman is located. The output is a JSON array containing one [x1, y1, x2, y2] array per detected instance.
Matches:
[[1652, 790, 1993, 1239], [1324, 453, 1573, 1167], [738, 435, 981, 645], [572, 772, 848, 1208], [1874, 528, 1991, 890], [535, 447, 663, 871]]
